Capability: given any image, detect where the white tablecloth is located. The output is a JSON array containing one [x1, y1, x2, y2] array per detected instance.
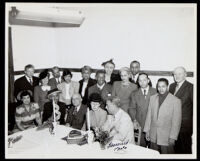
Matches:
[[6, 125, 159, 159]]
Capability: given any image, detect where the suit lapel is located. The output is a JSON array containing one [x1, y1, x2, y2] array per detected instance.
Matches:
[[175, 81, 188, 97], [157, 93, 170, 119]]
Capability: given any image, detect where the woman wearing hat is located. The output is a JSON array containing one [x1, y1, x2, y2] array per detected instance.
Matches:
[[112, 67, 138, 113], [86, 93, 107, 130], [42, 88, 67, 125], [101, 59, 121, 85], [13, 90, 42, 132], [34, 69, 52, 115], [57, 69, 80, 107]]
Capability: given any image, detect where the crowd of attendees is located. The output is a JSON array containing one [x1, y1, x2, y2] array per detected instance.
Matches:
[[10, 59, 193, 154]]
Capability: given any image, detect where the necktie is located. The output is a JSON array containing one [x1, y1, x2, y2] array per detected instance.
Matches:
[[174, 84, 179, 95], [29, 78, 33, 86], [73, 107, 78, 115], [144, 89, 147, 99]]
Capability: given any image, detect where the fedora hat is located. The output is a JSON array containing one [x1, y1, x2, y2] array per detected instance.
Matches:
[[47, 88, 61, 98]]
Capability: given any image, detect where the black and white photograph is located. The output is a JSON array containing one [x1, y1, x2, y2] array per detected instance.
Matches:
[[5, 2, 197, 159]]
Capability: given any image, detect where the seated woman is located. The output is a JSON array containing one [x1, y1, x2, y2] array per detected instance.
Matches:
[[86, 93, 107, 130], [112, 67, 138, 113], [101, 59, 121, 85], [34, 69, 51, 115], [57, 69, 80, 108], [13, 90, 42, 132], [42, 88, 67, 125]]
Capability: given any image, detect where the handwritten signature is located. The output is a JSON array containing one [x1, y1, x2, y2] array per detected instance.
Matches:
[[107, 141, 129, 153]]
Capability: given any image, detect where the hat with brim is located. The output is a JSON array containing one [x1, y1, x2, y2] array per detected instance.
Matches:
[[89, 93, 102, 103], [17, 90, 33, 101], [47, 88, 61, 98]]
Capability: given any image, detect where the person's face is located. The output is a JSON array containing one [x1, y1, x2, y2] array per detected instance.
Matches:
[[72, 95, 82, 107], [96, 73, 105, 86], [157, 81, 168, 95], [106, 100, 115, 115], [22, 95, 31, 105], [104, 63, 115, 75], [41, 76, 49, 85], [173, 68, 186, 83], [138, 74, 149, 88], [120, 70, 130, 82], [64, 75, 72, 83], [82, 70, 91, 80], [25, 67, 34, 78], [50, 94, 59, 102], [91, 101, 100, 111], [130, 62, 140, 75], [52, 68, 60, 78]]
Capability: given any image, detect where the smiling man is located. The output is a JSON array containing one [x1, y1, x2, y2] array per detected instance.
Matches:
[[143, 78, 182, 154]]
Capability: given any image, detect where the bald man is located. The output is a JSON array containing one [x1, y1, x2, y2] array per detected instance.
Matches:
[[169, 67, 193, 154], [65, 94, 87, 130]]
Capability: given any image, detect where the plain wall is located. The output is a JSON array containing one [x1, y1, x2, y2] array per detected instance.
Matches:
[[8, 3, 196, 87]]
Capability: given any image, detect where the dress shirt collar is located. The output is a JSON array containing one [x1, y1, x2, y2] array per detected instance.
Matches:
[[176, 80, 185, 88], [132, 73, 139, 81], [97, 83, 105, 90], [25, 75, 33, 83], [56, 77, 61, 83], [141, 86, 149, 95], [75, 105, 81, 112]]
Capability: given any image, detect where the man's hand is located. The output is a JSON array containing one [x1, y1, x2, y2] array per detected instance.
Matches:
[[168, 138, 175, 146], [145, 132, 150, 141]]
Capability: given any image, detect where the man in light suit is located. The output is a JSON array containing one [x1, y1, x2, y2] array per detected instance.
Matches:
[[102, 96, 135, 144], [144, 78, 182, 154], [14, 64, 39, 103], [169, 67, 193, 154], [128, 73, 157, 147], [48, 66, 63, 89]]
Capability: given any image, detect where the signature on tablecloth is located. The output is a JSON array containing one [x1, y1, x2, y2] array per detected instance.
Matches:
[[107, 141, 129, 154]]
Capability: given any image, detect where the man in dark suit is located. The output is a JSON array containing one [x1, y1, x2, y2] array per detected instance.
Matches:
[[65, 94, 87, 130], [129, 60, 140, 86], [128, 73, 157, 147], [88, 70, 112, 109], [42, 88, 67, 125], [14, 64, 39, 103], [79, 66, 97, 105], [48, 66, 63, 89], [169, 66, 193, 154]]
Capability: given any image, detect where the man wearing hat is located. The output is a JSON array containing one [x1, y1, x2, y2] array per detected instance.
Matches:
[[42, 88, 67, 125]]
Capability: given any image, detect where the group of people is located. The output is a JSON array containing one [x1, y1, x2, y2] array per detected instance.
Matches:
[[11, 59, 193, 154]]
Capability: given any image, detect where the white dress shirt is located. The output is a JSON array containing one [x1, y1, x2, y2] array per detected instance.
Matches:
[[141, 86, 149, 96], [65, 83, 70, 99], [132, 73, 139, 83], [25, 75, 33, 84], [56, 77, 62, 84]]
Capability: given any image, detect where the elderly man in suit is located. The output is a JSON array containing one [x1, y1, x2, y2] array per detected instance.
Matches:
[[144, 78, 182, 154], [169, 67, 193, 154], [14, 64, 39, 103], [48, 66, 63, 89], [65, 94, 87, 130], [128, 73, 157, 147], [102, 96, 135, 144], [88, 70, 112, 109], [79, 66, 97, 105]]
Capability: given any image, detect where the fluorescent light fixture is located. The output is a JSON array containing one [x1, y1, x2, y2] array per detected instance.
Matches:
[[9, 6, 85, 27]]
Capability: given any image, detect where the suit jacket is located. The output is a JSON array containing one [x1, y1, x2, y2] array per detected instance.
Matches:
[[66, 104, 87, 130], [79, 78, 97, 105], [14, 75, 39, 100], [107, 73, 121, 85], [57, 81, 80, 105], [48, 77, 63, 89], [129, 87, 157, 130], [42, 101, 67, 125], [143, 93, 182, 146], [88, 83, 112, 108], [169, 80, 193, 134]]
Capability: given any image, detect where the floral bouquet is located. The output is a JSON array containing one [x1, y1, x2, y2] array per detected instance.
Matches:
[[92, 127, 113, 149]]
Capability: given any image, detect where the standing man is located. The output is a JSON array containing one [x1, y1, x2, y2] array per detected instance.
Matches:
[[79, 66, 97, 105], [14, 64, 39, 103], [130, 60, 140, 86], [128, 73, 157, 147], [48, 66, 62, 89], [169, 67, 193, 154], [143, 78, 182, 154], [88, 70, 112, 109], [65, 94, 87, 130]]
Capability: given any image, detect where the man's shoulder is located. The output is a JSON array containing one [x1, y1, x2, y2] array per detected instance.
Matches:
[[168, 93, 181, 103], [15, 76, 26, 83], [149, 87, 157, 94], [185, 80, 193, 88], [33, 76, 39, 81]]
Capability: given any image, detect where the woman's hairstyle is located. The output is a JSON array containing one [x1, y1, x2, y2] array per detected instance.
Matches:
[[119, 67, 131, 75], [101, 59, 115, 67], [39, 69, 50, 81], [81, 65, 92, 74], [107, 96, 121, 107], [157, 78, 169, 86], [62, 69, 73, 78], [20, 90, 32, 99]]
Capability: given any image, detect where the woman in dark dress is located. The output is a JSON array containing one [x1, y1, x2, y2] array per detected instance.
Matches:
[[101, 59, 121, 85]]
